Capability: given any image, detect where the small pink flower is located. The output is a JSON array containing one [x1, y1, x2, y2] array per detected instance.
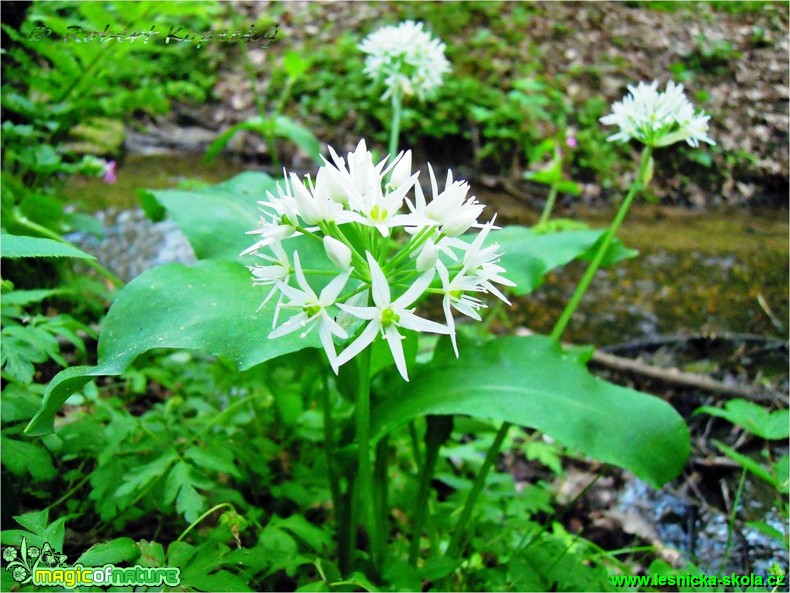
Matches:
[[102, 160, 117, 184], [566, 136, 577, 148]]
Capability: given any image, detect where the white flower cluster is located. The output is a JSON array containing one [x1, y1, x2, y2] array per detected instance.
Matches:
[[244, 140, 514, 381], [600, 80, 715, 148], [359, 21, 450, 101]]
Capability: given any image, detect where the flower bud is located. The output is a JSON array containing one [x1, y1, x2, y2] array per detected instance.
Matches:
[[416, 238, 438, 272], [290, 173, 323, 224], [318, 167, 349, 205], [324, 236, 352, 271], [390, 150, 412, 190]]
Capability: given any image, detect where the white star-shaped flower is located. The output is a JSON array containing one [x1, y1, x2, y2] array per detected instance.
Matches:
[[336, 253, 449, 380], [269, 252, 352, 373]]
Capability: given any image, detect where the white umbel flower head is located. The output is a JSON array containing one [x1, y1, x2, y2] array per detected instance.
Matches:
[[244, 140, 514, 381], [600, 80, 715, 148], [359, 21, 450, 101]]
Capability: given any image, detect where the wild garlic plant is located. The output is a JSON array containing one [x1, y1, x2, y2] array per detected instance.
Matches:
[[243, 139, 513, 574], [447, 79, 716, 557], [359, 21, 450, 157]]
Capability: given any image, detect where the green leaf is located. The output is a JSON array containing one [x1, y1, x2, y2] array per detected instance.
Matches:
[[0, 289, 68, 307], [184, 570, 253, 593], [204, 118, 271, 163], [185, 445, 241, 478], [334, 572, 381, 592], [145, 172, 278, 262], [371, 335, 689, 488], [696, 399, 789, 440], [489, 227, 636, 295], [115, 452, 179, 498], [1, 509, 71, 550], [556, 179, 581, 196], [775, 453, 789, 494], [273, 115, 322, 163], [138, 540, 167, 567], [744, 521, 784, 542], [272, 514, 332, 553], [714, 440, 775, 487], [283, 50, 311, 79], [0, 436, 56, 481], [1, 234, 95, 260], [76, 538, 141, 565], [26, 260, 322, 436], [297, 581, 331, 592], [164, 462, 206, 523]]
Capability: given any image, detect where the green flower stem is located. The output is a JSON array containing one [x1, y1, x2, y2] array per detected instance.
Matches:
[[326, 221, 368, 271], [409, 415, 452, 565], [354, 344, 380, 574], [538, 181, 559, 226], [446, 146, 654, 559], [383, 225, 435, 274], [238, 23, 280, 170], [389, 89, 403, 158], [15, 213, 124, 287], [445, 424, 509, 558], [321, 377, 350, 574], [373, 435, 389, 566], [174, 503, 235, 544], [550, 145, 652, 341], [408, 420, 424, 468]]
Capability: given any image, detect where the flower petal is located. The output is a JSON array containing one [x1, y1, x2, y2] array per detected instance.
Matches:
[[336, 320, 380, 368]]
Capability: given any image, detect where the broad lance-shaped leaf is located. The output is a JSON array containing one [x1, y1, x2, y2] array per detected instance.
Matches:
[[370, 335, 689, 487], [1, 233, 95, 260], [490, 227, 638, 295], [139, 172, 280, 263], [25, 260, 321, 436]]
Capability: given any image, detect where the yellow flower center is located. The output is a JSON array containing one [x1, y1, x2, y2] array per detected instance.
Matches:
[[370, 205, 388, 222], [381, 307, 400, 327]]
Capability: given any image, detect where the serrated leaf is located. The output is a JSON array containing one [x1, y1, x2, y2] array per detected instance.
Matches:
[[697, 399, 789, 440], [1, 234, 95, 259], [371, 335, 689, 488], [184, 570, 253, 592], [138, 540, 166, 567], [77, 538, 140, 565], [272, 514, 332, 553], [115, 452, 178, 498], [2, 509, 71, 550], [0, 436, 56, 481], [1, 289, 68, 306], [185, 445, 241, 478], [164, 462, 206, 523]]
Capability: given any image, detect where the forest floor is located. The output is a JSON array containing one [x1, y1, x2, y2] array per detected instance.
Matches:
[[151, 1, 790, 208]]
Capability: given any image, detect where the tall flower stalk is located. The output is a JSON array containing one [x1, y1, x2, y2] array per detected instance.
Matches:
[[245, 139, 512, 573], [359, 21, 450, 159], [446, 79, 715, 558]]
